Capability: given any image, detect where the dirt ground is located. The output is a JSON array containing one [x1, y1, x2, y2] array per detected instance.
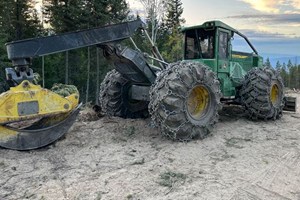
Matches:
[[1, 93, 300, 200]]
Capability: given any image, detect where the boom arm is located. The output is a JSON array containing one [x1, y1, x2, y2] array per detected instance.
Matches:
[[6, 19, 145, 67]]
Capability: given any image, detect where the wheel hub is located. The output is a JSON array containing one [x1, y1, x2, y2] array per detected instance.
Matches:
[[187, 85, 210, 120], [270, 84, 279, 105]]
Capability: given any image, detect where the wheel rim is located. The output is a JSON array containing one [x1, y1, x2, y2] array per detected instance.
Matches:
[[270, 84, 279, 105], [187, 85, 210, 120]]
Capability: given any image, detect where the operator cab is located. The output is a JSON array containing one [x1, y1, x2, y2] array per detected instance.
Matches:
[[182, 21, 260, 61], [183, 21, 235, 61], [182, 21, 263, 97]]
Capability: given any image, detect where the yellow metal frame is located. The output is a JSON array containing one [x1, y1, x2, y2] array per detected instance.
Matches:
[[0, 81, 79, 124]]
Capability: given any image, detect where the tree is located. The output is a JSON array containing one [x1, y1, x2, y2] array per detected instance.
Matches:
[[264, 57, 271, 68], [287, 59, 293, 71], [139, 0, 166, 45], [275, 61, 281, 72], [0, 0, 43, 77], [281, 62, 288, 87], [43, 0, 85, 32], [287, 59, 293, 88], [44, 0, 129, 31], [159, 0, 185, 62], [297, 64, 300, 89], [164, 0, 185, 29]]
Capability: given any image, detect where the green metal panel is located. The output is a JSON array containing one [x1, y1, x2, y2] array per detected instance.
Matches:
[[203, 59, 217, 72], [218, 72, 235, 96], [229, 62, 247, 86]]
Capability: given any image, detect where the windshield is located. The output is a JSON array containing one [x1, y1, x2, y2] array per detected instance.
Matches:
[[184, 29, 215, 59]]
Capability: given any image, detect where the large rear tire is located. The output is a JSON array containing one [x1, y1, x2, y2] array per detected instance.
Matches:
[[240, 67, 284, 120], [149, 61, 222, 141], [99, 69, 148, 118]]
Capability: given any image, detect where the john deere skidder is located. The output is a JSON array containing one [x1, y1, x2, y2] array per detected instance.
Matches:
[[0, 19, 295, 150]]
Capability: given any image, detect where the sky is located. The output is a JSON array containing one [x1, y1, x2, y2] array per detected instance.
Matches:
[[128, 0, 300, 61]]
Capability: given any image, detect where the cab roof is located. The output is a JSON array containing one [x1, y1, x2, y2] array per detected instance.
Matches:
[[181, 20, 237, 33]]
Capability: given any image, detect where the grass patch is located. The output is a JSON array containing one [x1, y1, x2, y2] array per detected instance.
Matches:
[[158, 171, 187, 188], [0, 161, 6, 168], [225, 137, 251, 149], [125, 126, 136, 136], [209, 150, 236, 162], [262, 158, 269, 164], [126, 194, 133, 200], [95, 192, 102, 200], [131, 158, 145, 165]]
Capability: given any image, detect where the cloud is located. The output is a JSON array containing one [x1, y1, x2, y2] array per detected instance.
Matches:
[[227, 13, 300, 24], [240, 29, 300, 40], [239, 29, 292, 39], [291, 0, 300, 9], [226, 13, 300, 50], [240, 0, 280, 13], [232, 29, 300, 55], [240, 0, 300, 13]]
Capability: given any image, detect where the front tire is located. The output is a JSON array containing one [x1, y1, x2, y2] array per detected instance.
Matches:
[[99, 69, 148, 118], [240, 67, 284, 120], [149, 61, 222, 141]]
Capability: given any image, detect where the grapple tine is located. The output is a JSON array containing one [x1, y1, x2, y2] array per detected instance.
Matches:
[[0, 104, 81, 150]]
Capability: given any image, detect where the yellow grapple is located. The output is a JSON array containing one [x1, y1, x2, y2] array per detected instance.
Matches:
[[0, 80, 80, 150], [0, 80, 79, 124]]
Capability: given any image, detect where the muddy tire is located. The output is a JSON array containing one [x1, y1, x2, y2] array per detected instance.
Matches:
[[240, 67, 284, 120], [99, 69, 148, 118], [149, 61, 222, 141]]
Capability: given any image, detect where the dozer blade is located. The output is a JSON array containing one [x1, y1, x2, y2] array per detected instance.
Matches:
[[0, 104, 81, 150], [283, 96, 297, 112]]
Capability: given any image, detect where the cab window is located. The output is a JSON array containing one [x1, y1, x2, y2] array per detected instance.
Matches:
[[184, 29, 215, 59], [218, 31, 229, 59]]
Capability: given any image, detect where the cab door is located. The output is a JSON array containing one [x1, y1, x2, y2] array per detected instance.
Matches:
[[216, 28, 233, 97], [217, 28, 230, 70]]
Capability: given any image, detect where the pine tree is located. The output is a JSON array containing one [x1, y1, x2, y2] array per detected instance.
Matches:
[[159, 0, 185, 62], [43, 0, 83, 32], [0, 0, 42, 40], [287, 59, 293, 71], [44, 0, 129, 32], [287, 59, 293, 88], [164, 0, 185, 30], [275, 61, 281, 72], [297, 64, 300, 89], [0, 0, 43, 77], [264, 57, 271, 68], [281, 62, 288, 87]]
